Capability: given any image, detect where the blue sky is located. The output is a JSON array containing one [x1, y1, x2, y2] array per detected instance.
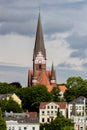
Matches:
[[0, 0, 87, 86]]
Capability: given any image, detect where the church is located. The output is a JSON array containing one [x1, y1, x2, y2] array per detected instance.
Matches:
[[28, 13, 66, 93]]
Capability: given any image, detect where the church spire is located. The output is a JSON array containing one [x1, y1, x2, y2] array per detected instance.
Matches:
[[50, 62, 56, 85], [33, 13, 46, 60]]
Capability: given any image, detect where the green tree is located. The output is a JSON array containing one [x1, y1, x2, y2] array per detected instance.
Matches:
[[0, 108, 6, 130], [0, 82, 17, 94], [64, 87, 79, 102], [0, 98, 23, 112], [51, 87, 61, 102], [40, 116, 74, 130], [66, 76, 84, 88], [16, 84, 51, 112]]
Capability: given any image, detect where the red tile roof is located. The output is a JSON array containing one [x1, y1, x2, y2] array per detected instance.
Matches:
[[39, 102, 67, 109], [29, 70, 54, 92], [58, 85, 67, 93], [25, 112, 37, 118]]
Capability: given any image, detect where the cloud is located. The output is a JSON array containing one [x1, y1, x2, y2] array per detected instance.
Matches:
[[0, 0, 87, 84], [0, 34, 34, 67]]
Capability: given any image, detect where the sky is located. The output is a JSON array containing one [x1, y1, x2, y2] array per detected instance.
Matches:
[[0, 0, 87, 86]]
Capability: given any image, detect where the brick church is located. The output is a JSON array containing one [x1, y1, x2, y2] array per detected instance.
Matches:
[[28, 13, 66, 93]]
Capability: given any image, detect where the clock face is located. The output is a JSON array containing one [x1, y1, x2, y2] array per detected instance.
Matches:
[[35, 51, 46, 64]]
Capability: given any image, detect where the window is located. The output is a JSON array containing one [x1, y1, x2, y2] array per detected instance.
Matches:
[[70, 106, 72, 110], [32, 127, 35, 130], [51, 111, 53, 114], [42, 111, 44, 115], [51, 106, 53, 109], [55, 106, 57, 109], [55, 111, 57, 114], [76, 106, 78, 110], [47, 118, 50, 122], [47, 106, 50, 109], [79, 106, 81, 110], [42, 118, 44, 122], [47, 111, 49, 115], [19, 127, 21, 130], [12, 127, 15, 130], [24, 127, 27, 130], [60, 111, 62, 115], [39, 64, 41, 69], [9, 127, 11, 130], [80, 127, 83, 130]]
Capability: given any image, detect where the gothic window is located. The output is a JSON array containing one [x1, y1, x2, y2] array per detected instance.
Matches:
[[39, 64, 41, 69]]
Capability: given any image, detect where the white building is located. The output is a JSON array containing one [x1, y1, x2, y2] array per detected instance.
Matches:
[[4, 112, 39, 130], [68, 96, 86, 118], [71, 116, 87, 130], [39, 102, 67, 123]]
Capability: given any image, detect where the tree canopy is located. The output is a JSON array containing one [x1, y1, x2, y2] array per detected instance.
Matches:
[[40, 116, 74, 130], [0, 98, 23, 113], [64, 76, 87, 102], [0, 108, 6, 130]]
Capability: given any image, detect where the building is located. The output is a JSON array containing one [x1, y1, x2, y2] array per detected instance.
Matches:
[[68, 96, 86, 118], [39, 102, 67, 123], [58, 85, 67, 98], [0, 93, 22, 107], [28, 13, 57, 92], [4, 112, 39, 130], [71, 116, 87, 130]]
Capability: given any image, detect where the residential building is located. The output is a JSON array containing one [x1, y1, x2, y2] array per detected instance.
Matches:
[[71, 116, 87, 130], [0, 93, 22, 106], [4, 112, 39, 130], [39, 102, 67, 123], [68, 96, 86, 118]]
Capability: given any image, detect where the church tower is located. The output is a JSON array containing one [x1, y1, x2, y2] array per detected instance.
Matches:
[[28, 13, 57, 92], [33, 13, 46, 71]]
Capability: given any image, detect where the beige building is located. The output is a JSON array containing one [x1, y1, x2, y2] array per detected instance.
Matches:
[[39, 102, 67, 124], [0, 93, 22, 107]]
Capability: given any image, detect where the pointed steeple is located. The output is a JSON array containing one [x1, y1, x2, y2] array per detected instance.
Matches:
[[50, 62, 56, 85], [51, 62, 56, 80], [33, 13, 46, 60]]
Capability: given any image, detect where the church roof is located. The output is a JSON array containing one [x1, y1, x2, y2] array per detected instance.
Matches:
[[33, 13, 46, 60], [29, 70, 54, 92]]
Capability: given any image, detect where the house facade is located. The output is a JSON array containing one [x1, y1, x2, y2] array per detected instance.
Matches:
[[71, 116, 87, 130], [68, 96, 86, 118], [4, 112, 39, 130], [39, 102, 67, 124]]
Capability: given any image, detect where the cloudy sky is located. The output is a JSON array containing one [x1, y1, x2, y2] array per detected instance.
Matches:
[[0, 0, 87, 86]]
